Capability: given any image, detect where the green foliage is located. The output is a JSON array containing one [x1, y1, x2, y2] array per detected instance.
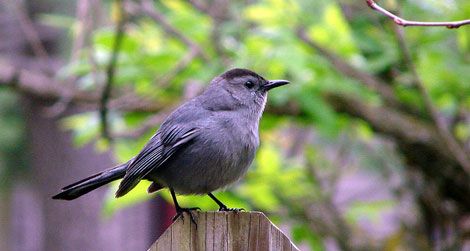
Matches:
[[61, 113, 100, 147], [0, 90, 27, 189], [51, 0, 470, 249], [292, 223, 326, 251], [102, 180, 154, 217], [345, 200, 396, 225]]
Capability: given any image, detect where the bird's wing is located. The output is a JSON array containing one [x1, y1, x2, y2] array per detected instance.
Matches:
[[115, 125, 200, 197]]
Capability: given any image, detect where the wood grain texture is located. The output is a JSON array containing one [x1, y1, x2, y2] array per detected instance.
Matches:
[[148, 211, 299, 251]]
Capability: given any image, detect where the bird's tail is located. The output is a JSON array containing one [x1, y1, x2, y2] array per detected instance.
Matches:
[[52, 163, 128, 200]]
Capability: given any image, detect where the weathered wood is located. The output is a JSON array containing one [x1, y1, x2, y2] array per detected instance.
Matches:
[[148, 211, 299, 251]]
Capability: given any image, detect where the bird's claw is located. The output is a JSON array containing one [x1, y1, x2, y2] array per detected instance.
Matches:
[[218, 206, 245, 212], [172, 207, 200, 226]]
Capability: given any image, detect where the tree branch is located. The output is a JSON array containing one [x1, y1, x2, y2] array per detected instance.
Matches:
[[45, 0, 102, 117], [156, 47, 199, 87], [324, 92, 450, 158], [326, 93, 470, 199], [99, 1, 126, 141], [187, 0, 231, 66], [366, 0, 470, 29], [1, 57, 467, 169], [71, 0, 100, 62], [296, 26, 402, 109], [125, 0, 209, 62], [392, 25, 470, 174], [113, 108, 171, 139], [10, 0, 50, 63], [0, 62, 164, 112], [305, 159, 355, 250], [187, 0, 209, 14]]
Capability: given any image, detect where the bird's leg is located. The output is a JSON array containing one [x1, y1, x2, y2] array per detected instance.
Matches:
[[170, 188, 199, 225], [207, 192, 244, 212]]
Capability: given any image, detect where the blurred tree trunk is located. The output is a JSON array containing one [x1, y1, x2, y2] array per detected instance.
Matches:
[[0, 192, 10, 250], [21, 98, 155, 250]]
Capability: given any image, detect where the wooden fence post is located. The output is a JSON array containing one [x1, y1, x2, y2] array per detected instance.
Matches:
[[148, 211, 299, 251]]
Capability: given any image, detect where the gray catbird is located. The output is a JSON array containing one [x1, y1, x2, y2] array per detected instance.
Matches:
[[53, 68, 289, 222]]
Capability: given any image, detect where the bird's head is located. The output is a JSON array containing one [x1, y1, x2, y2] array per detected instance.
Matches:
[[202, 68, 289, 113]]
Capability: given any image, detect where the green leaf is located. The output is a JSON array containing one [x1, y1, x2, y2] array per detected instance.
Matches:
[[102, 180, 154, 217], [307, 3, 359, 58], [292, 224, 325, 251], [244, 0, 300, 28], [345, 200, 395, 224], [60, 113, 99, 147]]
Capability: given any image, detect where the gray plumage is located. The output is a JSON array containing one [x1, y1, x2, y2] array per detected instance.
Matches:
[[53, 68, 289, 214]]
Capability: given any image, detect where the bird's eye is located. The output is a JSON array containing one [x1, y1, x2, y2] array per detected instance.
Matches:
[[244, 81, 255, 89]]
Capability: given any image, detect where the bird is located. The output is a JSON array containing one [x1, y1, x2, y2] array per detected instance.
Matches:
[[52, 68, 289, 223]]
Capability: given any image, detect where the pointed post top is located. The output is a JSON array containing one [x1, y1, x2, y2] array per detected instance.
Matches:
[[148, 211, 299, 251]]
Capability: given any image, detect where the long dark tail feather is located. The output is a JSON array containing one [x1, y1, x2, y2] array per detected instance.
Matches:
[[52, 163, 128, 200]]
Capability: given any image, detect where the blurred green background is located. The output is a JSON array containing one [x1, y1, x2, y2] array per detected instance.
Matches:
[[0, 0, 469, 250]]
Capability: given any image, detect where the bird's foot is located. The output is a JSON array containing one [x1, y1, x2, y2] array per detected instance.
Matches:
[[218, 206, 245, 212], [172, 207, 200, 226]]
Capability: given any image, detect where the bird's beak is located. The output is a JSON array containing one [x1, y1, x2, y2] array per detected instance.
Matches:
[[264, 80, 290, 91]]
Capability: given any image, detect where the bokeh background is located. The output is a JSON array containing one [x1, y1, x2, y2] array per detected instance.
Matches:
[[0, 0, 469, 250]]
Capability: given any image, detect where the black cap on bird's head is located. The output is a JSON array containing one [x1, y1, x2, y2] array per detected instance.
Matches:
[[216, 68, 289, 92]]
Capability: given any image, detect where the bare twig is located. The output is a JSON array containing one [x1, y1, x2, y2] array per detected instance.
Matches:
[[366, 0, 470, 29], [156, 48, 199, 88], [296, 27, 401, 108], [187, 0, 209, 14], [9, 0, 50, 63], [326, 93, 470, 203], [99, 1, 126, 141], [392, 25, 470, 174], [188, 0, 231, 65], [0, 62, 165, 112], [71, 0, 100, 62], [325, 93, 444, 154], [0, 64, 74, 101], [123, 0, 210, 89], [125, 0, 209, 62], [287, 158, 356, 250], [210, 22, 230, 66], [45, 0, 102, 117], [113, 108, 172, 138]]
